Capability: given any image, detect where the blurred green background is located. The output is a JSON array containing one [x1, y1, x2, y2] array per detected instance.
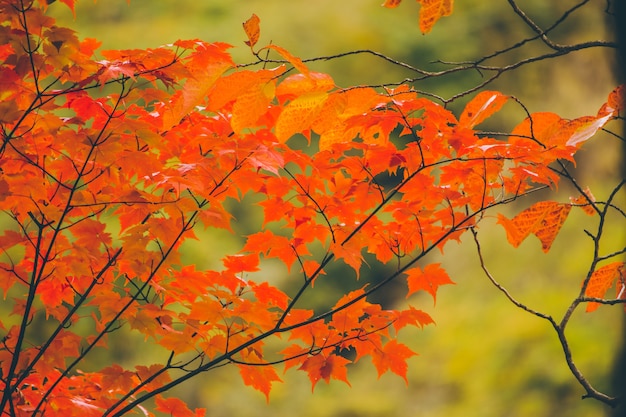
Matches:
[[46, 1, 623, 416]]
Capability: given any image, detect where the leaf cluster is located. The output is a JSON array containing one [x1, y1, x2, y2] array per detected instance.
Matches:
[[0, 1, 624, 416]]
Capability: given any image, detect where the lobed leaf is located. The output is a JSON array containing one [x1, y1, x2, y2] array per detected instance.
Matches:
[[585, 262, 625, 312], [298, 354, 352, 392], [238, 364, 282, 402], [405, 263, 455, 304], [155, 396, 204, 417], [382, 0, 454, 33], [262, 44, 310, 74], [497, 201, 572, 252], [418, 0, 454, 34], [275, 91, 329, 142], [371, 340, 416, 383]]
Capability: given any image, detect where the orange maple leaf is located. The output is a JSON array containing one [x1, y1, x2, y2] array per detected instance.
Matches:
[[244, 231, 298, 270], [419, 0, 454, 34], [231, 83, 275, 134], [299, 353, 352, 391], [510, 111, 562, 145], [275, 91, 329, 143], [563, 113, 614, 148], [155, 396, 204, 417], [277, 72, 335, 97], [497, 201, 572, 253], [459, 91, 509, 129], [262, 44, 310, 74], [584, 262, 625, 312], [100, 365, 138, 393], [96, 59, 140, 84], [405, 263, 454, 304], [330, 238, 365, 277], [223, 253, 260, 273], [161, 43, 233, 131], [383, 0, 454, 34], [392, 306, 435, 331], [243, 14, 261, 48], [158, 327, 198, 354], [371, 340, 416, 383], [510, 110, 613, 159], [238, 364, 282, 401], [135, 365, 172, 391], [252, 281, 289, 310]]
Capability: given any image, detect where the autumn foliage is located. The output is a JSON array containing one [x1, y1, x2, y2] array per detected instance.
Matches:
[[0, 1, 624, 416], [382, 0, 453, 33]]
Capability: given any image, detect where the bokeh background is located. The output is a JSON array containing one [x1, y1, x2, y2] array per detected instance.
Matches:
[[45, 1, 624, 416]]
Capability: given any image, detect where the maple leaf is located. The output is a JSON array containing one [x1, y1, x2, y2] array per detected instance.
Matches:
[[100, 365, 138, 393], [155, 396, 204, 417], [223, 253, 260, 273], [246, 143, 285, 175], [244, 230, 298, 270], [510, 111, 562, 145], [584, 262, 625, 312], [330, 239, 365, 277], [96, 59, 140, 84], [275, 91, 329, 142], [298, 353, 352, 391], [263, 44, 310, 74], [126, 305, 163, 337], [371, 340, 416, 383], [510, 109, 612, 163], [459, 91, 509, 129], [281, 344, 310, 372], [161, 42, 234, 130], [418, 0, 454, 34], [277, 72, 335, 97], [135, 365, 172, 391], [392, 306, 435, 331], [406, 263, 454, 304], [208, 68, 284, 111], [301, 260, 326, 285], [38, 278, 74, 311], [252, 281, 289, 310], [70, 218, 111, 255], [238, 364, 282, 402], [243, 14, 261, 48], [497, 201, 572, 253], [563, 113, 613, 148], [231, 83, 275, 134], [59, 0, 77, 17], [329, 288, 373, 334], [158, 327, 198, 354]]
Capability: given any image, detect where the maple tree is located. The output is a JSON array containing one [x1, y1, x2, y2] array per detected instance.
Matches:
[[0, 0, 624, 416]]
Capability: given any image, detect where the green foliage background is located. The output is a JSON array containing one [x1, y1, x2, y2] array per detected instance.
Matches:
[[44, 1, 624, 416]]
